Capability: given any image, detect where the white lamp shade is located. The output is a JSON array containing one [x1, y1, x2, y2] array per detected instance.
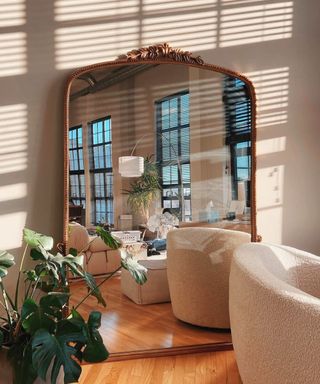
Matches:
[[118, 156, 144, 177]]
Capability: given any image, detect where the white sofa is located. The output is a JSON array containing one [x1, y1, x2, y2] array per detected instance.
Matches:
[[167, 227, 251, 328], [230, 243, 320, 384], [68, 222, 121, 275]]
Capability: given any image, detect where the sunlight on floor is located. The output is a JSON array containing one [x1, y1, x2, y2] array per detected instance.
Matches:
[[0, 32, 27, 77]]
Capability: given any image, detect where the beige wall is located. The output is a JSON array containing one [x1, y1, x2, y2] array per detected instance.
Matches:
[[1, 0, 320, 291]]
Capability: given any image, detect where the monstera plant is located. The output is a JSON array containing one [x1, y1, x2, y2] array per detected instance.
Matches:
[[0, 227, 147, 384]]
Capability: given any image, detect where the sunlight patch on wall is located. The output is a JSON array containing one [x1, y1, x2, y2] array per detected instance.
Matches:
[[257, 165, 283, 209], [0, 0, 26, 27], [0, 32, 27, 77], [143, 0, 216, 13], [219, 1, 293, 47], [55, 21, 139, 69], [0, 212, 27, 249], [0, 183, 27, 202], [0, 104, 28, 174], [256, 165, 284, 242], [54, 0, 139, 22], [246, 67, 289, 128], [256, 136, 286, 156], [142, 11, 217, 51]]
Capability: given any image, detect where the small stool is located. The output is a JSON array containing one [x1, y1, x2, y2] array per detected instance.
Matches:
[[121, 254, 171, 304]]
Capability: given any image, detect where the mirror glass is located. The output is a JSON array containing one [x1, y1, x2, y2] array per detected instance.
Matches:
[[68, 63, 252, 231], [67, 61, 254, 356]]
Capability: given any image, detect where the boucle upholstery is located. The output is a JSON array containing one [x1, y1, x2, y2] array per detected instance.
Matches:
[[121, 255, 171, 304], [167, 228, 250, 328], [229, 243, 320, 384], [68, 223, 121, 275]]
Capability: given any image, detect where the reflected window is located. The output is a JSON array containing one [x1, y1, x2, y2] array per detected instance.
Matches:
[[89, 117, 114, 225], [69, 126, 85, 207], [156, 91, 191, 220], [224, 77, 251, 206]]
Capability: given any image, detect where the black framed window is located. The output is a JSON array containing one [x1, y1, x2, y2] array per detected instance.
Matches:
[[156, 91, 191, 220], [224, 77, 252, 206], [69, 126, 86, 207], [89, 117, 114, 225]]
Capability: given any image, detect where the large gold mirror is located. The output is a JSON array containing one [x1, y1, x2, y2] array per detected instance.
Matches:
[[63, 44, 256, 360]]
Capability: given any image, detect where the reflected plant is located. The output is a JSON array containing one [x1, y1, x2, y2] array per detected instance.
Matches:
[[124, 155, 161, 222], [0, 227, 147, 384]]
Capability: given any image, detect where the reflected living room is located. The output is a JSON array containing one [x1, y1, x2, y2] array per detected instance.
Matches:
[[0, 0, 320, 384]]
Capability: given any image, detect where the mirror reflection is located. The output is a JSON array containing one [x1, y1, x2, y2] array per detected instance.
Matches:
[[67, 61, 253, 355], [69, 63, 252, 235]]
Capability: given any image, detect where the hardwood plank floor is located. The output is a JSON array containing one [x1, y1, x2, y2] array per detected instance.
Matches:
[[70, 275, 231, 354], [79, 351, 242, 384]]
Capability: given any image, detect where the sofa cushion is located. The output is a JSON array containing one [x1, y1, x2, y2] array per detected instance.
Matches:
[[88, 236, 112, 252]]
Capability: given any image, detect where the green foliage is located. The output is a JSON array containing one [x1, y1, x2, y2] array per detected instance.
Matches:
[[32, 326, 85, 384], [96, 226, 122, 249], [0, 226, 147, 384], [0, 250, 15, 278], [121, 252, 147, 285], [23, 228, 54, 251], [124, 156, 161, 219]]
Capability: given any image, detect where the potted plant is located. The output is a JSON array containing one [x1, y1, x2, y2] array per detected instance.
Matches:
[[0, 227, 147, 384], [125, 155, 161, 223]]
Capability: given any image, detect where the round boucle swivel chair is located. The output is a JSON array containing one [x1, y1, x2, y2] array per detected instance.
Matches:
[[230, 243, 320, 384], [166, 227, 251, 328]]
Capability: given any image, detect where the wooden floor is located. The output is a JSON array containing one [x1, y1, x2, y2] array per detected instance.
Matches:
[[70, 275, 231, 354], [79, 351, 242, 384]]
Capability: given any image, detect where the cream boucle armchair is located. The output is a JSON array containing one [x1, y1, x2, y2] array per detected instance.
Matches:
[[230, 243, 320, 384], [68, 222, 121, 276], [166, 227, 250, 328]]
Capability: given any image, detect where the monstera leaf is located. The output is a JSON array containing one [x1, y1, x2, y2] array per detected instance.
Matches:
[[96, 226, 122, 249], [22, 293, 69, 335], [0, 250, 15, 278], [121, 252, 147, 285], [32, 321, 86, 384], [23, 228, 54, 251], [70, 309, 108, 363], [51, 253, 84, 271]]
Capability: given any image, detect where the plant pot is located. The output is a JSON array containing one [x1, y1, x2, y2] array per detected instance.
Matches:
[[0, 348, 66, 384], [0, 348, 13, 383]]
